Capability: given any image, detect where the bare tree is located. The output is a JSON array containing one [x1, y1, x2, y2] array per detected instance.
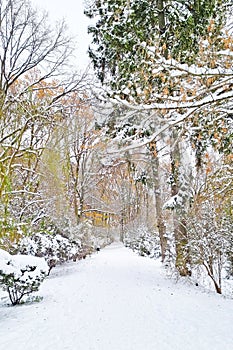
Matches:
[[0, 0, 74, 98], [0, 0, 91, 242]]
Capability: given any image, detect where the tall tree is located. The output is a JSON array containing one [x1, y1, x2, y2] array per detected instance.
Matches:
[[85, 0, 227, 99], [0, 0, 74, 98], [85, 0, 232, 273], [0, 0, 87, 245]]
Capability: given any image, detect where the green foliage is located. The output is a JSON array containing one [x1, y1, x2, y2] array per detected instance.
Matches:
[[0, 215, 28, 253], [85, 0, 228, 97], [86, 0, 158, 94], [166, 0, 225, 62]]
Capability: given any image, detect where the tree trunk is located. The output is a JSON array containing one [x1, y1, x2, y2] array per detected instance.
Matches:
[[149, 141, 167, 262], [157, 0, 166, 34], [203, 262, 222, 294], [170, 129, 191, 276]]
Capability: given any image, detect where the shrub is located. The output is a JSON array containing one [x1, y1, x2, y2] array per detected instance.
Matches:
[[186, 200, 231, 294], [0, 249, 48, 305], [16, 232, 84, 273], [124, 224, 161, 259]]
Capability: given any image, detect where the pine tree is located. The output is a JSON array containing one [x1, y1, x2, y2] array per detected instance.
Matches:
[[85, 0, 232, 274]]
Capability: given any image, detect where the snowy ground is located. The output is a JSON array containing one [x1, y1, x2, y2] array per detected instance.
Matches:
[[1, 243, 233, 350]]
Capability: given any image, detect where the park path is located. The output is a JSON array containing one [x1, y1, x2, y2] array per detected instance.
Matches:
[[1, 242, 233, 350]]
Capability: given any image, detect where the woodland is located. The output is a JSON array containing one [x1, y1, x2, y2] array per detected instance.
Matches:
[[0, 0, 233, 302]]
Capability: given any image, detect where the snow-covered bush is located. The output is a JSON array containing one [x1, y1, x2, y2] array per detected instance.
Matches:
[[124, 224, 161, 259], [16, 232, 83, 273], [186, 201, 231, 294], [0, 249, 48, 305]]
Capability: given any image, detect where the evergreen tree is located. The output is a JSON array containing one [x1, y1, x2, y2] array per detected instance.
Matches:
[[85, 0, 232, 275], [85, 0, 227, 100]]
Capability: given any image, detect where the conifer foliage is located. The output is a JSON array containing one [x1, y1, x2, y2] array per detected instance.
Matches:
[[85, 0, 228, 99], [85, 0, 233, 286]]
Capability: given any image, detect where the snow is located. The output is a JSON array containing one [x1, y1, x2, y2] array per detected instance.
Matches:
[[12, 255, 48, 273], [163, 194, 183, 210], [0, 249, 49, 279], [0, 249, 11, 260], [1, 243, 233, 350]]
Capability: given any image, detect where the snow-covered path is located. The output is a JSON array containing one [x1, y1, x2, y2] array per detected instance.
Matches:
[[1, 243, 233, 350]]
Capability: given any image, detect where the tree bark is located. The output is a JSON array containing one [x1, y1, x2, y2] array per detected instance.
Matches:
[[157, 0, 166, 34], [149, 141, 167, 262], [170, 129, 191, 276]]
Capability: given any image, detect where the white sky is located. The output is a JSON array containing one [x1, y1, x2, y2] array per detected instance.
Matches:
[[31, 0, 92, 70]]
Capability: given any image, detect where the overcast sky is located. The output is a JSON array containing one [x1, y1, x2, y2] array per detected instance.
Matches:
[[31, 0, 92, 70]]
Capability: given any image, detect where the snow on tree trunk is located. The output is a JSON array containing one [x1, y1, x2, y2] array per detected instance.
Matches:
[[170, 129, 191, 276], [149, 141, 167, 262]]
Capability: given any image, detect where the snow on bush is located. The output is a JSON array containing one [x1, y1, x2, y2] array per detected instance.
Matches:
[[124, 224, 161, 259], [0, 249, 48, 305], [16, 232, 85, 273]]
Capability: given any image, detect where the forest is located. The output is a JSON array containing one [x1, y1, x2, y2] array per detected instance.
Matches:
[[0, 0, 232, 304]]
